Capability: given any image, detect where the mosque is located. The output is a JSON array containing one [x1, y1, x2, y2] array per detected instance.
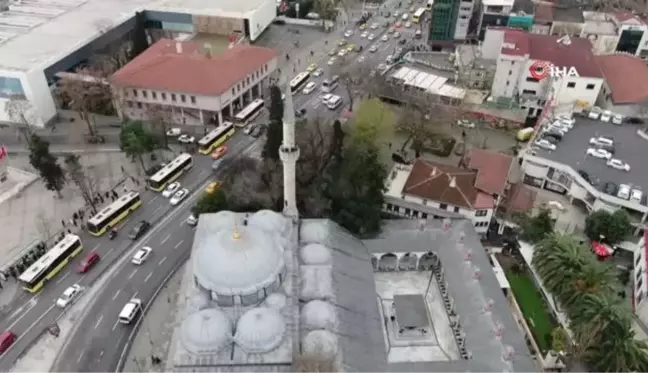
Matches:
[[165, 85, 538, 372]]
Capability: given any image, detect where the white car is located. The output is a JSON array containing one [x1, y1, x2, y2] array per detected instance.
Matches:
[[381, 34, 389, 42], [612, 114, 623, 125], [320, 93, 334, 104], [178, 134, 195, 144], [607, 158, 630, 171], [162, 182, 181, 198], [586, 147, 612, 159], [337, 49, 347, 57], [556, 115, 575, 126], [56, 284, 83, 308], [165, 128, 181, 137], [377, 63, 387, 71], [370, 22, 379, 29], [589, 136, 614, 147], [405, 21, 412, 28], [303, 82, 317, 94], [402, 13, 409, 20], [393, 32, 401, 38], [313, 68, 324, 77], [386, 54, 394, 63], [344, 30, 353, 37], [170, 188, 189, 206], [368, 33, 376, 41], [369, 45, 378, 53], [132, 247, 152, 265], [361, 31, 369, 38], [546, 201, 565, 211], [534, 138, 556, 151], [327, 57, 337, 66], [600, 110, 612, 122], [457, 120, 476, 128], [553, 119, 573, 130], [588, 107, 602, 120], [358, 56, 366, 63]]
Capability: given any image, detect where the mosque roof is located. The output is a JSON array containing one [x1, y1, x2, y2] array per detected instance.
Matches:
[[180, 308, 232, 355], [234, 307, 286, 354]]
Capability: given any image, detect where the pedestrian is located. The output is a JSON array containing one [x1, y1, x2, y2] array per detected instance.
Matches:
[[67, 229, 71, 234], [123, 185, 128, 193], [72, 219, 77, 227], [135, 179, 140, 186], [112, 190, 118, 199], [120, 165, 125, 173], [62, 219, 66, 227], [105, 191, 110, 199], [73, 212, 78, 221], [388, 142, 392, 150]]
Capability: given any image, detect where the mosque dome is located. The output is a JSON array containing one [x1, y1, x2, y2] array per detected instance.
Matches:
[[264, 293, 288, 310], [193, 223, 285, 296], [180, 308, 232, 354], [301, 300, 337, 330], [234, 307, 285, 353], [249, 210, 287, 234], [301, 243, 332, 265], [188, 292, 211, 312], [303, 330, 338, 358]]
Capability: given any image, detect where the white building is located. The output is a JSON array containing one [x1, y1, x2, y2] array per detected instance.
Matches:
[[389, 66, 466, 105], [634, 230, 648, 326], [454, 0, 475, 40], [484, 28, 604, 118], [111, 39, 277, 126], [595, 54, 648, 117], [0, 0, 276, 127]]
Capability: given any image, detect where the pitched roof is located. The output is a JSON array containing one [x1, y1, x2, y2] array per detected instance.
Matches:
[[501, 29, 603, 78], [595, 54, 648, 104], [504, 183, 536, 213], [111, 39, 276, 95], [467, 149, 513, 196], [402, 159, 494, 210], [533, 2, 554, 23]]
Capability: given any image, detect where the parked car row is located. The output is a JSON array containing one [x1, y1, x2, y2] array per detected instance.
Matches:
[[586, 136, 630, 171], [166, 128, 195, 144], [534, 115, 575, 151]]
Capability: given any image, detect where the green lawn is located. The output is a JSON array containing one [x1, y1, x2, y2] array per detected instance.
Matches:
[[506, 270, 557, 352]]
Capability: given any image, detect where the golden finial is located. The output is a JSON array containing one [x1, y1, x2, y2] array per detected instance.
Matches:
[[232, 220, 241, 240]]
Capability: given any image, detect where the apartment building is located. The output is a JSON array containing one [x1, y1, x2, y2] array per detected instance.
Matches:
[[111, 39, 277, 126], [634, 230, 648, 326], [595, 54, 648, 117]]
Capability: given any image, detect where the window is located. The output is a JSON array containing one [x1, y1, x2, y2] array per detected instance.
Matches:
[[567, 82, 576, 88], [191, 96, 196, 104], [136, 102, 142, 109], [181, 94, 186, 103], [413, 210, 419, 218], [637, 269, 644, 283], [152, 92, 157, 99], [161, 93, 167, 100], [142, 91, 148, 98], [405, 208, 411, 216], [133, 89, 138, 97], [526, 77, 539, 82], [439, 203, 448, 210], [246, 77, 250, 84], [171, 93, 176, 102], [637, 254, 643, 267], [586, 83, 595, 90], [422, 199, 428, 205], [421, 213, 428, 219], [460, 15, 467, 19], [127, 101, 133, 108], [639, 277, 644, 291], [475, 209, 488, 217], [522, 89, 537, 95]]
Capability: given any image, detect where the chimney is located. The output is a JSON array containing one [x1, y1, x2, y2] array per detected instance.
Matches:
[[430, 167, 438, 177], [449, 176, 457, 188], [175, 41, 183, 54]]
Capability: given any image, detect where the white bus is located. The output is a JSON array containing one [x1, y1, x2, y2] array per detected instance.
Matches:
[[87, 191, 143, 236], [412, 8, 426, 23], [147, 153, 193, 192], [327, 95, 343, 110], [426, 0, 434, 9], [290, 71, 311, 93], [234, 99, 265, 127], [321, 75, 339, 93], [198, 122, 236, 155], [19, 234, 83, 293]]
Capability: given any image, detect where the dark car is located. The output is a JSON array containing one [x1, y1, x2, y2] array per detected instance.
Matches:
[[250, 125, 263, 138], [398, 38, 407, 45], [577, 170, 591, 183], [129, 220, 150, 240], [543, 130, 563, 141], [624, 116, 644, 125], [273, 19, 286, 25], [603, 181, 618, 196]]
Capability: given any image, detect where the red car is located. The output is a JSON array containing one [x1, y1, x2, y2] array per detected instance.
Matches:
[[0, 331, 16, 354], [77, 252, 100, 273]]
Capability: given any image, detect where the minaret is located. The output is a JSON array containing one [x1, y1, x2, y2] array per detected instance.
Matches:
[[279, 83, 300, 220]]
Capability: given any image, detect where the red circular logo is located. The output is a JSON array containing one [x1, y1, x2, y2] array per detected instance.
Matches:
[[529, 61, 549, 80]]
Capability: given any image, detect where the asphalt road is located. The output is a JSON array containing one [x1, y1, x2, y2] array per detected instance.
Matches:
[[0, 131, 258, 372]]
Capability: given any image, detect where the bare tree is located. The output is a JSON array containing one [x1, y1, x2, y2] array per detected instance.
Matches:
[[332, 59, 373, 112], [146, 104, 172, 148], [91, 40, 134, 74], [63, 153, 100, 215], [4, 95, 34, 145]]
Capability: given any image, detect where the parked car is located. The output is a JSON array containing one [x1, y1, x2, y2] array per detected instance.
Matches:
[[631, 189, 643, 203], [165, 128, 181, 137], [457, 119, 475, 128], [586, 147, 612, 159], [607, 158, 630, 171], [624, 116, 644, 125], [77, 251, 100, 274], [534, 138, 556, 151], [128, 220, 151, 240], [546, 201, 565, 211], [600, 110, 612, 122], [603, 181, 618, 196], [162, 182, 181, 198], [588, 106, 602, 120], [170, 188, 189, 206], [56, 284, 83, 308], [589, 136, 614, 147], [178, 134, 195, 144], [612, 114, 623, 125], [131, 247, 152, 265], [618, 184, 631, 199]]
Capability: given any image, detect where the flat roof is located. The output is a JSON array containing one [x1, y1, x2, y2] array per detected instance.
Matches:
[[533, 115, 648, 199], [390, 66, 466, 100], [0, 0, 268, 72]]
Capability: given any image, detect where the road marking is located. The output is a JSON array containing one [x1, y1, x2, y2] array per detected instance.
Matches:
[[174, 240, 184, 249], [91, 243, 101, 251], [94, 314, 103, 330], [106, 248, 114, 256], [158, 257, 167, 266], [55, 271, 70, 285], [132, 291, 138, 299], [7, 303, 55, 353], [160, 233, 171, 245], [198, 170, 206, 177], [112, 320, 119, 331], [128, 269, 137, 279], [9, 305, 24, 320], [7, 298, 37, 330], [152, 205, 162, 215], [144, 272, 153, 282], [77, 350, 85, 363], [112, 289, 121, 300], [147, 196, 159, 205]]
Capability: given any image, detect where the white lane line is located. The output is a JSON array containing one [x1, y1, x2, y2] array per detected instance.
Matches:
[[160, 233, 171, 245], [8, 303, 55, 352], [174, 240, 184, 249], [144, 272, 153, 282], [132, 291, 139, 299], [94, 314, 103, 330], [7, 298, 37, 330], [147, 196, 159, 205], [77, 350, 85, 363], [55, 271, 70, 285], [112, 289, 121, 300], [91, 243, 101, 251], [198, 170, 207, 177], [106, 248, 114, 256], [128, 269, 137, 280], [112, 320, 119, 331], [152, 206, 162, 215], [158, 257, 167, 266]]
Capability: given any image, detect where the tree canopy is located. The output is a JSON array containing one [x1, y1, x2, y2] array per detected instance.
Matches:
[[517, 206, 554, 243], [193, 188, 229, 215], [119, 120, 158, 171], [348, 99, 394, 148], [263, 85, 284, 161], [28, 134, 66, 197], [584, 209, 631, 244]]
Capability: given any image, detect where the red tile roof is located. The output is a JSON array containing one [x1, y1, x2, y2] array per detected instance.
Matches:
[[504, 183, 536, 213], [501, 29, 603, 78], [534, 2, 555, 23], [467, 149, 513, 196], [613, 11, 645, 24], [595, 54, 648, 104], [111, 39, 276, 96], [402, 159, 494, 210]]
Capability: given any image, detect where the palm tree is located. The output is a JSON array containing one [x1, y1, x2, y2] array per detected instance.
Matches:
[[585, 322, 648, 372]]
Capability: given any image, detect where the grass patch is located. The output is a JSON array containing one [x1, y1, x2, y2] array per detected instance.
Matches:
[[506, 270, 557, 352]]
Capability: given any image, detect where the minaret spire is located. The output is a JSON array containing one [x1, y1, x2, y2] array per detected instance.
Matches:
[[279, 82, 300, 221]]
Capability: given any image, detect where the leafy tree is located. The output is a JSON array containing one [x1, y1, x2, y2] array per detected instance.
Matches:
[[263, 85, 284, 161], [348, 99, 394, 148], [63, 153, 100, 214], [119, 121, 158, 171], [516, 206, 554, 243], [551, 326, 568, 353], [28, 134, 66, 198], [312, 0, 339, 21], [584, 209, 631, 244], [193, 189, 228, 215], [319, 144, 387, 235]]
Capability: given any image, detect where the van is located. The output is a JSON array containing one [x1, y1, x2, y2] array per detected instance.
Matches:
[[119, 298, 142, 324], [617, 184, 631, 200], [0, 331, 16, 354], [415, 30, 422, 39], [187, 214, 198, 226], [321, 76, 339, 93], [516, 127, 534, 141], [327, 95, 342, 110]]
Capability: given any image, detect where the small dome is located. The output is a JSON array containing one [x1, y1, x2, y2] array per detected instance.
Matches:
[[264, 293, 288, 310], [301, 244, 332, 265], [249, 210, 287, 234], [189, 292, 211, 311], [300, 221, 330, 244], [234, 307, 285, 353], [180, 308, 232, 354], [303, 330, 338, 358], [301, 300, 337, 330]]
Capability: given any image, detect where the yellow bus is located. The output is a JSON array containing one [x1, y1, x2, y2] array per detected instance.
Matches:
[[198, 122, 235, 155], [412, 8, 426, 23], [87, 191, 143, 236], [18, 234, 83, 293], [146, 153, 193, 192]]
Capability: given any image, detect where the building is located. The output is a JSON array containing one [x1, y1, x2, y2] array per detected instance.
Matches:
[[110, 39, 276, 126], [595, 54, 648, 117], [485, 28, 604, 117], [383, 152, 514, 235], [386, 66, 466, 104], [634, 230, 648, 326], [428, 0, 461, 44], [476, 0, 535, 40], [0, 0, 276, 127]]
